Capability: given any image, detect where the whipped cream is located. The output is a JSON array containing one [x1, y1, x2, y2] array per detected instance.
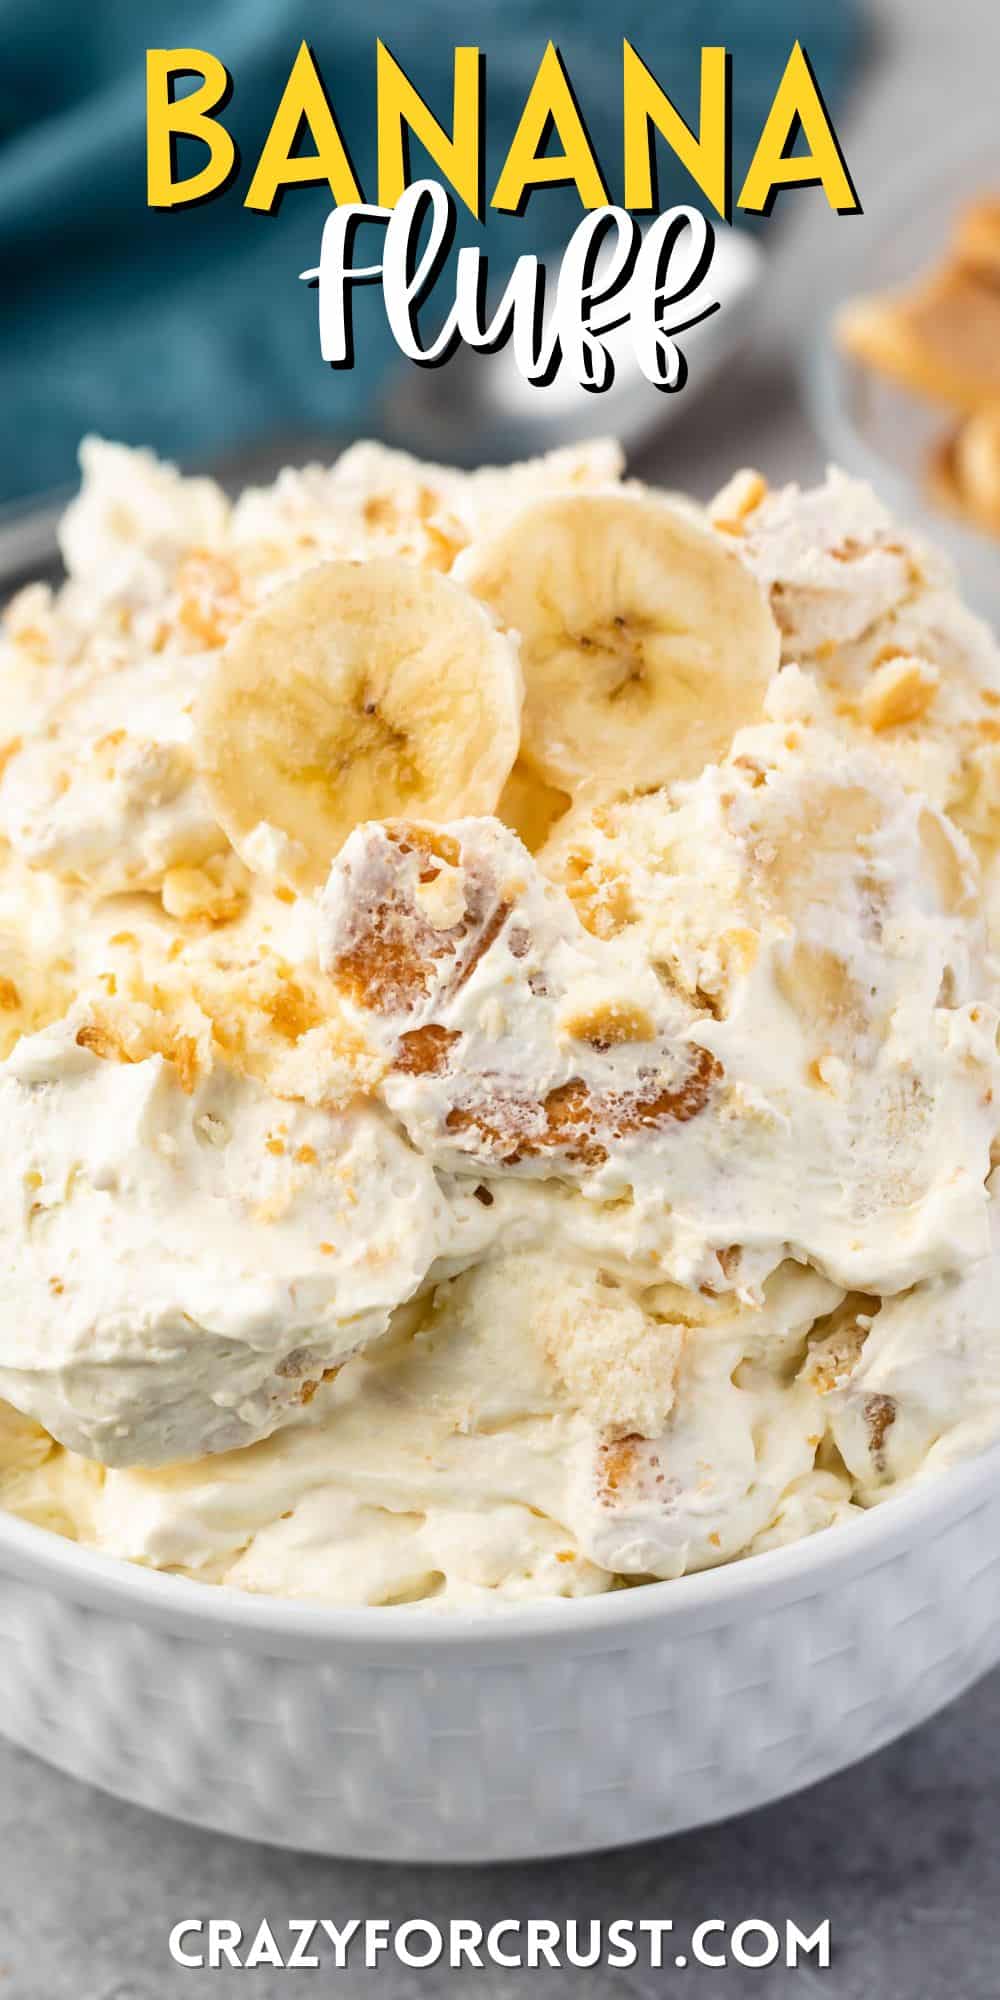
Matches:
[[321, 740, 997, 1298], [0, 1009, 466, 1463], [716, 467, 1000, 843], [1, 440, 999, 1608], [0, 656, 224, 892], [0, 1252, 851, 1604]]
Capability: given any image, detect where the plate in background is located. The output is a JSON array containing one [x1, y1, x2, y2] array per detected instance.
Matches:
[[808, 136, 1000, 628]]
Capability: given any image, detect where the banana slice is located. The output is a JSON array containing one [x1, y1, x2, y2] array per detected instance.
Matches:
[[194, 558, 523, 889], [456, 492, 780, 795]]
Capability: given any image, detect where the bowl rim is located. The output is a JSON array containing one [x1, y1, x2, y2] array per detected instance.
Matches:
[[0, 1433, 997, 1654]]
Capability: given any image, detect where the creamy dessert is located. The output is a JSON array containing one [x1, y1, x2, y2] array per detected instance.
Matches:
[[1, 436, 1000, 1608]]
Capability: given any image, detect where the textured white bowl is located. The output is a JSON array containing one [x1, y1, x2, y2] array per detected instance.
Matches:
[[1, 1443, 999, 1862]]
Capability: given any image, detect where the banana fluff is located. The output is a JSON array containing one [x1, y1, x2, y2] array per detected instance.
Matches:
[[2, 436, 1000, 1608]]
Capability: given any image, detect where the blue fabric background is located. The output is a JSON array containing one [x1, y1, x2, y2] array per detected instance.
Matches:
[[1, 1, 861, 503]]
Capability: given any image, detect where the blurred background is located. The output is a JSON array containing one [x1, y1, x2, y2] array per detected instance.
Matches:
[[3, 0, 863, 499], [2, 0, 998, 605]]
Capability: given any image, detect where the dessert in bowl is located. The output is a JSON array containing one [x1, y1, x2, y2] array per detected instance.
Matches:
[[0, 437, 999, 1855], [3, 435, 1000, 1603]]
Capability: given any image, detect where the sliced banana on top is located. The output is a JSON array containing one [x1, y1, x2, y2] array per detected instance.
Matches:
[[456, 492, 780, 796], [194, 557, 523, 890]]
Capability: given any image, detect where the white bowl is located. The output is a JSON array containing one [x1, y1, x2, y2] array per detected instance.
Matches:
[[1, 462, 998, 1866], [1, 1439, 998, 1862]]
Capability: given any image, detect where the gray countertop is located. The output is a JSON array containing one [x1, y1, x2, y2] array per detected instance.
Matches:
[[2, 1667, 998, 1998], [3, 0, 1000, 1992]]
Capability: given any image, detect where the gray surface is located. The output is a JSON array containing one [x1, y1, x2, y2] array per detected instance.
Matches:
[[1, 1668, 997, 1998], [3, 0, 1000, 1992]]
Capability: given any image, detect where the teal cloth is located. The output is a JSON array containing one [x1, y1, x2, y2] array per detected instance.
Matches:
[[1, 1, 861, 502]]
